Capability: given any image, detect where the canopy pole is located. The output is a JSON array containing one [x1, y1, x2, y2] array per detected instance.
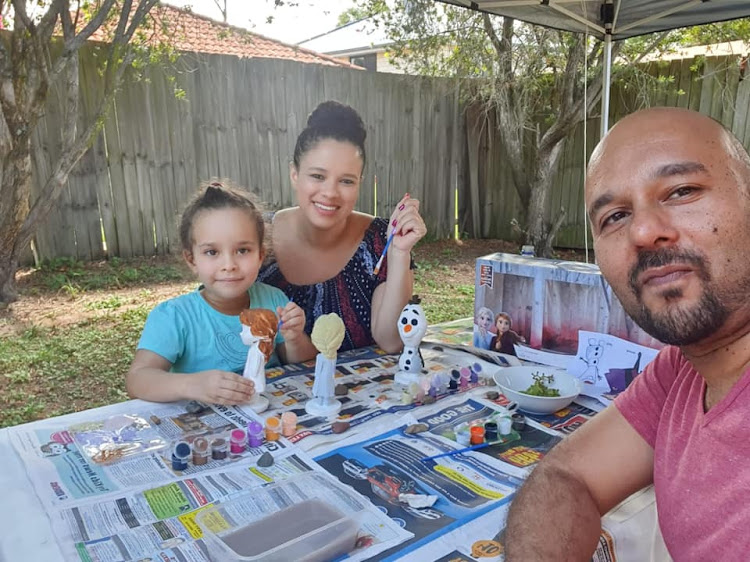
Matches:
[[600, 32, 613, 137]]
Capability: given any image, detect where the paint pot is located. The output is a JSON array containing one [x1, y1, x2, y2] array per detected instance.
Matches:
[[455, 424, 471, 446], [265, 416, 281, 441], [280, 412, 298, 438], [211, 437, 228, 460], [521, 245, 535, 257], [484, 421, 498, 442], [498, 416, 513, 436], [192, 437, 210, 466], [401, 388, 413, 405], [511, 412, 526, 432], [230, 428, 247, 454], [171, 441, 190, 471], [247, 421, 264, 447], [470, 425, 485, 445]]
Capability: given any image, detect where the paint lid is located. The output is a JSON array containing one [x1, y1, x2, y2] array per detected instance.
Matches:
[[211, 437, 227, 451], [193, 437, 209, 454], [173, 441, 191, 459], [230, 428, 247, 444], [281, 411, 297, 425], [265, 416, 281, 429], [247, 421, 263, 436]]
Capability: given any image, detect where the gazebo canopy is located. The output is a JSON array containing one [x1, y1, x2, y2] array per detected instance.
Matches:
[[437, 1, 750, 41]]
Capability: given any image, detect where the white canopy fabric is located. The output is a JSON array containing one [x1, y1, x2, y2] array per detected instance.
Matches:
[[437, 1, 750, 41]]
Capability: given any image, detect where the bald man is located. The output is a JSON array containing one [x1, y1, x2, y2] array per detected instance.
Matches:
[[504, 108, 750, 561]]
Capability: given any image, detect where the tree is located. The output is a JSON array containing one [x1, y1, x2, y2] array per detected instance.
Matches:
[[353, 0, 749, 256], [337, 0, 386, 27], [0, 0, 160, 302]]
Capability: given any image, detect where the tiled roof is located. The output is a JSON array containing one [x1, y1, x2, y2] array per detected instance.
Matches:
[[87, 3, 358, 68]]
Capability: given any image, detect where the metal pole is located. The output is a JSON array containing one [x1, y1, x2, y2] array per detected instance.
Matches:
[[601, 33, 613, 137]]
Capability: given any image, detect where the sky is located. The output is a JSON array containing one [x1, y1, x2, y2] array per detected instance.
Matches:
[[164, 0, 357, 44]]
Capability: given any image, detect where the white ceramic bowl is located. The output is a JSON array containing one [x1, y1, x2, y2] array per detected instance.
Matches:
[[493, 366, 581, 414]]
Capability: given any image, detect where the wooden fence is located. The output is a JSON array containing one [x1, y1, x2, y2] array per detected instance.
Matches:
[[27, 49, 750, 263], [29, 48, 463, 262]]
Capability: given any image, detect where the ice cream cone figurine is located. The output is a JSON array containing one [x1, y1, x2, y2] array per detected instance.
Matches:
[[395, 295, 428, 386], [239, 308, 278, 413], [305, 313, 346, 418]]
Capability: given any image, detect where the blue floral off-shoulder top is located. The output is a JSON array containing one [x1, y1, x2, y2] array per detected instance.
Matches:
[[259, 217, 403, 352]]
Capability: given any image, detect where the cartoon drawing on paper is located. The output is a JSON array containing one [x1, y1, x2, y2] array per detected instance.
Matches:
[[578, 338, 604, 384]]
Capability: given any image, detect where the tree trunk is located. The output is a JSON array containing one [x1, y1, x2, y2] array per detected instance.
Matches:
[[526, 139, 566, 257], [0, 140, 33, 303]]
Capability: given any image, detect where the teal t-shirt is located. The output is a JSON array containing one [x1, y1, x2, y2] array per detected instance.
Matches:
[[138, 282, 288, 372]]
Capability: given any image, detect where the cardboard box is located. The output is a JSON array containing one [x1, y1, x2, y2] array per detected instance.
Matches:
[[474, 253, 661, 354]]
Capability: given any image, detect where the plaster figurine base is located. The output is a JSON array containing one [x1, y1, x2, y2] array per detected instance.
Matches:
[[305, 396, 342, 418], [245, 393, 270, 414]]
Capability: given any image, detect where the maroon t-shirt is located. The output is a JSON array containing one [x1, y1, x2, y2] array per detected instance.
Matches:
[[615, 345, 750, 560]]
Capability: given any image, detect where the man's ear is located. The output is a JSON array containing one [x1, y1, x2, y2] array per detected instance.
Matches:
[[183, 249, 197, 272]]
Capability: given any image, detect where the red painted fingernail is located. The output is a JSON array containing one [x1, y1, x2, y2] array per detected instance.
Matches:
[[392, 219, 397, 226], [405, 193, 410, 198], [398, 204, 405, 211]]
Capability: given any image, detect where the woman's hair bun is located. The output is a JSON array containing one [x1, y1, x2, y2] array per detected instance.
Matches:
[[306, 101, 366, 146]]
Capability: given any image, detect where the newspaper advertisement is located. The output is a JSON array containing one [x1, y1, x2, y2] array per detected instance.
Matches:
[[51, 450, 410, 562]]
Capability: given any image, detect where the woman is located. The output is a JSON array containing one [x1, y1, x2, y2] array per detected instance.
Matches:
[[258, 101, 426, 353]]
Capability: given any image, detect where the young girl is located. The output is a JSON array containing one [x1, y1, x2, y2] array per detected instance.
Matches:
[[258, 101, 427, 353], [127, 182, 317, 405], [489, 312, 526, 356]]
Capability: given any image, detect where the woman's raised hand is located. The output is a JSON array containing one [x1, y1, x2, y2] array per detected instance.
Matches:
[[388, 193, 427, 253]]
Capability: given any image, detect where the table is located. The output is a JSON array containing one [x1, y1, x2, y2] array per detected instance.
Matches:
[[0, 339, 668, 562]]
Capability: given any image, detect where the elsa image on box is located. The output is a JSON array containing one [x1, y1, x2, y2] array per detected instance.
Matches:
[[473, 306, 495, 349]]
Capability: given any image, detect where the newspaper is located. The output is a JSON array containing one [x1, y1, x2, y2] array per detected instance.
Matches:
[[9, 400, 288, 508], [50, 450, 410, 562], [313, 394, 568, 560]]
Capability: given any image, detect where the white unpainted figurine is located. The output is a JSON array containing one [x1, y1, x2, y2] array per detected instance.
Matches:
[[395, 295, 428, 386], [239, 308, 278, 413], [306, 314, 346, 418]]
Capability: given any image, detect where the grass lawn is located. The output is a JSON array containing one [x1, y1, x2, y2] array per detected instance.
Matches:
[[0, 238, 583, 428]]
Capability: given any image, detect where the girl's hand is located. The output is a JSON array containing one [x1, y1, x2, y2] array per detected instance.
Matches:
[[277, 302, 306, 342], [190, 370, 255, 405], [387, 194, 427, 253]]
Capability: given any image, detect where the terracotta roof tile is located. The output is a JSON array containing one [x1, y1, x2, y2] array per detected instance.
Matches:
[[87, 3, 359, 69]]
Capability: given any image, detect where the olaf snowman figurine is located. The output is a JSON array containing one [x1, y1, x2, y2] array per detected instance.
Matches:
[[394, 295, 428, 386]]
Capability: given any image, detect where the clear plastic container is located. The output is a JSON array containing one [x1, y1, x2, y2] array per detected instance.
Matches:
[[196, 474, 362, 562]]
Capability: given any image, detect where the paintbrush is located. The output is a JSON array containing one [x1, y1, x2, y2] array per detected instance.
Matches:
[[420, 442, 491, 462], [372, 230, 395, 276]]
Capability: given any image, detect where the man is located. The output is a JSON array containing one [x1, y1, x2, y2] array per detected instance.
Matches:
[[504, 107, 750, 561]]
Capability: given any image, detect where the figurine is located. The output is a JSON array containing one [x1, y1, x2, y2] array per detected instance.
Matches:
[[395, 295, 428, 386], [239, 308, 278, 413], [305, 313, 346, 418]]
